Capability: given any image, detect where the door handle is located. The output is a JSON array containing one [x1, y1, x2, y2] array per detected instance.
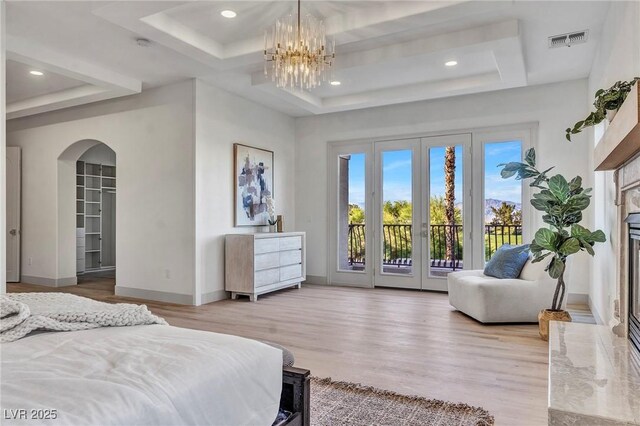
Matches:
[[9, 229, 17, 236]]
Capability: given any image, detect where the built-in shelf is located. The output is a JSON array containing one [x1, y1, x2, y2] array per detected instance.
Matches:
[[75, 160, 116, 274], [594, 84, 640, 171]]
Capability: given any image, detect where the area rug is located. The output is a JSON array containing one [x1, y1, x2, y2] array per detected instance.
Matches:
[[311, 377, 494, 426]]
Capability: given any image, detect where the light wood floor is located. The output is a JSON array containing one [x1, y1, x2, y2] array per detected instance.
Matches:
[[8, 278, 594, 426]]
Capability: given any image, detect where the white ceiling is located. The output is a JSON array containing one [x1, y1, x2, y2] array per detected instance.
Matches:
[[6, 59, 86, 104], [5, 1, 611, 119]]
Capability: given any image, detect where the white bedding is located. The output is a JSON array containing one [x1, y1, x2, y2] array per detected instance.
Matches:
[[1, 325, 283, 426]]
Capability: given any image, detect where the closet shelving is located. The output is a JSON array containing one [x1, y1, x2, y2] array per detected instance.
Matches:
[[76, 161, 116, 274]]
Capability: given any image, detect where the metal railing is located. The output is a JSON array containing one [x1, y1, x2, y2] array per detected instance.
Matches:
[[484, 224, 523, 260], [347, 223, 523, 270]]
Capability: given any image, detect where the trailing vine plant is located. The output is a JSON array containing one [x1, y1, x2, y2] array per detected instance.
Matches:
[[566, 78, 640, 141]]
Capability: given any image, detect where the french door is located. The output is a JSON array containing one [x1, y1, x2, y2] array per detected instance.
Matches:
[[328, 134, 472, 290], [374, 139, 422, 289], [420, 134, 472, 291]]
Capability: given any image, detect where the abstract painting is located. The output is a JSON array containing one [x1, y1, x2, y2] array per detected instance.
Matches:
[[234, 143, 274, 226]]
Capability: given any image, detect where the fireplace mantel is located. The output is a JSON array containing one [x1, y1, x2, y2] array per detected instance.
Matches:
[[594, 84, 640, 171]]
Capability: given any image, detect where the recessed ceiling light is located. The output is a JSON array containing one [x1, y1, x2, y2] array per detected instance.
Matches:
[[330, 80, 341, 86], [29, 70, 44, 76], [221, 10, 237, 18], [445, 60, 458, 67]]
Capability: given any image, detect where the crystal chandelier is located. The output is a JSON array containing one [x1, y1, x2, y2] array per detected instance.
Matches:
[[264, 0, 335, 90]]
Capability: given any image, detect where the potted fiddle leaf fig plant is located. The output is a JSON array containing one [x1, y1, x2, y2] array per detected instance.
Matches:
[[566, 77, 640, 141], [499, 148, 606, 341]]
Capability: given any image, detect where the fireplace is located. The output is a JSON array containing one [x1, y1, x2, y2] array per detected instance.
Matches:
[[626, 213, 640, 352]]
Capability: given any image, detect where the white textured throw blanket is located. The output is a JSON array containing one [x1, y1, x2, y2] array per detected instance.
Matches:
[[0, 293, 167, 343]]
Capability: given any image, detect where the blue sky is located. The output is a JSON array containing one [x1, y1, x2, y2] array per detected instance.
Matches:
[[484, 140, 522, 203], [348, 140, 522, 206]]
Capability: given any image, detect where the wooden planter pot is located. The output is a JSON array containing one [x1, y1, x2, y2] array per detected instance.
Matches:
[[538, 309, 572, 341]]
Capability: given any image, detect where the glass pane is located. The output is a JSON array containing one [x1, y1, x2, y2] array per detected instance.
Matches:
[[484, 140, 523, 261], [338, 153, 366, 272], [381, 150, 413, 275], [429, 145, 463, 277]]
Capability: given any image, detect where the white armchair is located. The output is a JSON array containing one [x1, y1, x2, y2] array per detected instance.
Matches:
[[447, 258, 564, 323]]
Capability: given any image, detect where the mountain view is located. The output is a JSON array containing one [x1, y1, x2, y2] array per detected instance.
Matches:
[[484, 199, 522, 223]]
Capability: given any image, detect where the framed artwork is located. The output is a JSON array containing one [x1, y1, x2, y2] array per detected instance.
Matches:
[[234, 143, 274, 226]]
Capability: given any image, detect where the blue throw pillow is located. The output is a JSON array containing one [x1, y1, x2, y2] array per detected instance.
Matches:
[[484, 244, 530, 279]]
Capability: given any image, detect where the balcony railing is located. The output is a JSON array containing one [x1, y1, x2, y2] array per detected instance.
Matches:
[[347, 223, 522, 271]]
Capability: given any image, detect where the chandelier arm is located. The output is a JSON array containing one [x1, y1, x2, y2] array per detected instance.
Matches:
[[297, 0, 301, 43]]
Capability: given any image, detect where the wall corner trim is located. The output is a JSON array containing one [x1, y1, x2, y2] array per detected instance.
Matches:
[[588, 294, 605, 325]]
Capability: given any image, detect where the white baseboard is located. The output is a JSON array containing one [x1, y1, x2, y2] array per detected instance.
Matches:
[[201, 290, 228, 305], [115, 286, 193, 305], [304, 275, 328, 285], [20, 275, 77, 287], [567, 293, 588, 305]]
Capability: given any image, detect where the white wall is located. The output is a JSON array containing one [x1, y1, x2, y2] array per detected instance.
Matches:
[[194, 80, 296, 304], [7, 81, 196, 303], [1, 2, 6, 294], [79, 143, 116, 166], [589, 1, 640, 325], [295, 79, 592, 296]]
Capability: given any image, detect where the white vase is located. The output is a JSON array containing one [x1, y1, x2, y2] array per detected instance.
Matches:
[[606, 108, 618, 123], [269, 224, 277, 233]]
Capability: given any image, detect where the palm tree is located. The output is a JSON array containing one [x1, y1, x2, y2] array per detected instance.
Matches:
[[444, 146, 456, 262]]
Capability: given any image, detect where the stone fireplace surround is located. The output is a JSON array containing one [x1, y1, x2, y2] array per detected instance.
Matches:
[[612, 154, 640, 341]]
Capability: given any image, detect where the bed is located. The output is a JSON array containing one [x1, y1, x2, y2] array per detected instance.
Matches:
[[1, 323, 309, 425]]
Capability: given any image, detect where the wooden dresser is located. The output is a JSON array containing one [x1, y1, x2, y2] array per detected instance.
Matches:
[[225, 232, 306, 301]]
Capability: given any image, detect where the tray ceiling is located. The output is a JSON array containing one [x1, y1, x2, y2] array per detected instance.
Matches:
[[5, 1, 610, 118]]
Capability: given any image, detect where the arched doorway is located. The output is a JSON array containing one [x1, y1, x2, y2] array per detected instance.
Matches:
[[58, 140, 117, 289]]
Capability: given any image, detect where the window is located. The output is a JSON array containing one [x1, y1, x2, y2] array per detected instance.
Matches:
[[483, 140, 523, 260], [338, 153, 366, 271]]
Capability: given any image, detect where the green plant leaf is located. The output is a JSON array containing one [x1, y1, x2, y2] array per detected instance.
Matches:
[[529, 240, 544, 254], [524, 148, 536, 167], [582, 241, 595, 256], [533, 190, 557, 202], [590, 230, 606, 243], [549, 175, 570, 202], [571, 224, 590, 239], [499, 162, 525, 179], [531, 198, 550, 212], [559, 237, 581, 255], [535, 228, 557, 251], [568, 176, 583, 192], [548, 257, 565, 279], [566, 195, 591, 212], [532, 252, 552, 263]]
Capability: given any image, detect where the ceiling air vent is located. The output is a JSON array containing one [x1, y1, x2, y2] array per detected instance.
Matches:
[[548, 30, 589, 48]]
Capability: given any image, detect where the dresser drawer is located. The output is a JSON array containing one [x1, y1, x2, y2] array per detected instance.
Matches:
[[280, 264, 302, 281], [280, 249, 302, 267], [255, 252, 280, 271], [279, 236, 302, 251], [255, 268, 280, 287], [255, 238, 280, 254]]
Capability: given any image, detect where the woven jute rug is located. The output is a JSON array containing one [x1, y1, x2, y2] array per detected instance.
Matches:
[[311, 377, 494, 426]]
